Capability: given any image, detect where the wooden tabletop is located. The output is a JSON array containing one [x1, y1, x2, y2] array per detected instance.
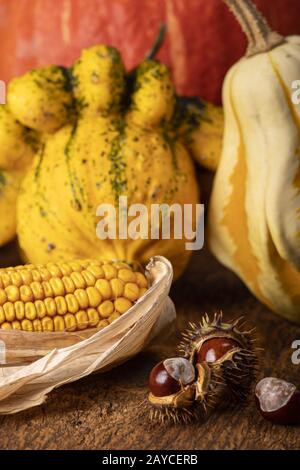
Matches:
[[0, 168, 300, 450]]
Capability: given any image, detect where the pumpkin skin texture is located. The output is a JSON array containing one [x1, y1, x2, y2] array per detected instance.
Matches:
[[12, 47, 199, 278], [209, 1, 300, 323], [1, 0, 300, 104]]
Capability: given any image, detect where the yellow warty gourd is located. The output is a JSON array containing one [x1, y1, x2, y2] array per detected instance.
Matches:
[[0, 259, 148, 332], [0, 106, 35, 246], [209, 0, 300, 323], [0, 44, 223, 249], [5, 46, 202, 278], [182, 99, 224, 171]]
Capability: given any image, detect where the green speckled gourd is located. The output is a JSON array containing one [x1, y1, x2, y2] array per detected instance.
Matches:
[[8, 45, 199, 278]]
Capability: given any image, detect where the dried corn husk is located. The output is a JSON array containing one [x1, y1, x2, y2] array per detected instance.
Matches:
[[0, 256, 175, 414]]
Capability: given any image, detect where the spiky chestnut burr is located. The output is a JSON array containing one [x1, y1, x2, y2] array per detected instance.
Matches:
[[148, 357, 226, 423], [179, 312, 260, 401]]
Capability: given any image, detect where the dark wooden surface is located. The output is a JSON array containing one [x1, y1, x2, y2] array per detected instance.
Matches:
[[0, 239, 300, 450]]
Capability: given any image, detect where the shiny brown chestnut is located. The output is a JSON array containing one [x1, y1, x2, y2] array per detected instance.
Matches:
[[197, 337, 240, 363], [149, 357, 195, 398], [255, 377, 300, 425], [179, 313, 259, 402]]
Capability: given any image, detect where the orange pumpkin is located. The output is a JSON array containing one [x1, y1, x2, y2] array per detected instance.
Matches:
[[0, 0, 300, 104]]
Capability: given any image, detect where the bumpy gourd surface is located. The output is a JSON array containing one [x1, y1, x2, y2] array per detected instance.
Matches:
[[7, 46, 199, 278], [0, 107, 36, 246]]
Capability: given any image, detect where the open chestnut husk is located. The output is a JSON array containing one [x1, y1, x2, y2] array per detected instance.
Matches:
[[255, 377, 300, 425], [148, 357, 223, 423], [179, 313, 259, 401], [149, 357, 195, 401]]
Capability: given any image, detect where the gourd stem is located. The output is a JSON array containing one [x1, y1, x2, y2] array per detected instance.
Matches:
[[145, 24, 167, 60], [223, 0, 285, 57]]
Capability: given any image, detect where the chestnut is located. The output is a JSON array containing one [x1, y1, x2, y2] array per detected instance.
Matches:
[[197, 337, 240, 363], [149, 357, 195, 397], [255, 377, 300, 425]]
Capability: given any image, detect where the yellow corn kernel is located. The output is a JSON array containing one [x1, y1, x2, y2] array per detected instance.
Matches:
[[1, 273, 11, 288], [64, 313, 76, 331], [47, 263, 63, 277], [0, 289, 8, 305], [20, 285, 33, 302], [98, 319, 109, 329], [65, 294, 79, 313], [25, 302, 37, 320], [74, 289, 89, 309], [70, 272, 86, 289], [41, 317, 54, 332], [1, 322, 12, 330], [69, 262, 82, 272], [21, 319, 33, 331], [55, 296, 68, 315], [114, 261, 131, 270], [35, 300, 46, 319], [31, 269, 42, 282], [80, 260, 92, 268], [42, 281, 54, 297], [98, 300, 114, 318], [124, 282, 139, 301], [102, 264, 117, 280], [44, 298, 57, 317], [49, 277, 65, 296], [81, 270, 96, 286], [76, 310, 89, 330], [19, 269, 33, 285], [139, 287, 148, 298], [135, 272, 148, 288], [0, 306, 5, 324], [39, 267, 51, 281], [54, 316, 65, 332], [3, 302, 15, 322], [118, 269, 136, 283], [10, 271, 23, 287], [114, 297, 133, 314], [87, 265, 104, 279], [87, 308, 100, 326], [110, 278, 124, 298], [62, 276, 76, 294], [108, 312, 121, 324], [33, 319, 42, 332], [86, 287, 102, 308], [15, 301, 25, 320], [59, 264, 73, 276], [30, 281, 44, 300], [12, 321, 21, 330], [5, 285, 19, 302], [95, 279, 112, 299]]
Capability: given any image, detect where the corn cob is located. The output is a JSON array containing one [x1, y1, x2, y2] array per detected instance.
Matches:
[[0, 260, 149, 332]]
